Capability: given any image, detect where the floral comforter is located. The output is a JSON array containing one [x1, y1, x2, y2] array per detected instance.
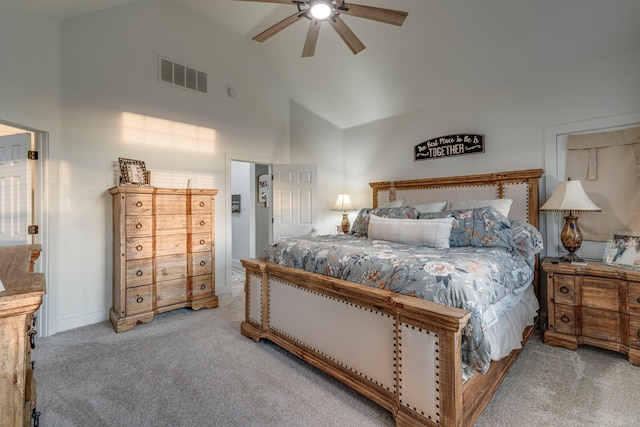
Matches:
[[259, 234, 537, 376]]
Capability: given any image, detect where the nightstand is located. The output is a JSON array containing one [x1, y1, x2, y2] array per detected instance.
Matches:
[[542, 258, 640, 365]]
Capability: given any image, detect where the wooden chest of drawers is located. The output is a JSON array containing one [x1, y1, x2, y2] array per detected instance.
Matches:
[[0, 245, 45, 427], [542, 258, 640, 365], [109, 187, 218, 332]]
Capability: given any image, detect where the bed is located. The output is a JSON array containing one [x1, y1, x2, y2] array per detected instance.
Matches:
[[241, 168, 544, 426]]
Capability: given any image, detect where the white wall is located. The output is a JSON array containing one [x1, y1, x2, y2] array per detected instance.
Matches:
[[1, 0, 290, 335]]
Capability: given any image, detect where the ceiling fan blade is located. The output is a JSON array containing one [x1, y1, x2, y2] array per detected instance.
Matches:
[[328, 16, 365, 55], [302, 19, 321, 57], [252, 10, 307, 43], [233, 0, 302, 4], [336, 2, 408, 26]]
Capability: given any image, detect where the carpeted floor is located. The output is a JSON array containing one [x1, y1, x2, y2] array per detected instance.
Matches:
[[33, 270, 640, 426]]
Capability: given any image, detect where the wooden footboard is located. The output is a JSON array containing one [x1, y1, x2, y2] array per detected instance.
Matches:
[[242, 259, 479, 426]]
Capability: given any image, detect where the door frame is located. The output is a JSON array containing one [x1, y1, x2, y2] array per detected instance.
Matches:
[[225, 151, 273, 285], [0, 118, 49, 335]]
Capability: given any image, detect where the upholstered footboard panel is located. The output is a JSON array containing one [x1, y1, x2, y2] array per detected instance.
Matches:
[[241, 259, 471, 426]]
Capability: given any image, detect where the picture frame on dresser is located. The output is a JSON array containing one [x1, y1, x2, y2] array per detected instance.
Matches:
[[603, 231, 640, 270], [118, 157, 148, 186]]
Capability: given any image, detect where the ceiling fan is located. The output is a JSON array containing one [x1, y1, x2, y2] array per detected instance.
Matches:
[[234, 0, 408, 57]]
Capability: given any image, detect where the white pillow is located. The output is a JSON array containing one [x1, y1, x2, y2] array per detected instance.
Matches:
[[412, 201, 448, 213], [449, 199, 513, 218], [379, 198, 404, 208], [367, 215, 454, 248]]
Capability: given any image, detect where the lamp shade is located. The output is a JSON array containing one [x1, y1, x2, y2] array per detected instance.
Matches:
[[332, 193, 356, 212], [540, 179, 601, 212]]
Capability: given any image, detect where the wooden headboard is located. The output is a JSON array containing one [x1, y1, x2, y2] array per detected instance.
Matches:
[[370, 169, 544, 228]]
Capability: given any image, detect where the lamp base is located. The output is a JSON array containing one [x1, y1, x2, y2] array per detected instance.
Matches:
[[341, 213, 350, 234], [560, 253, 585, 263]]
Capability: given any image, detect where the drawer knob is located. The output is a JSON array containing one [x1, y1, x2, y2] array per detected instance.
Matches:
[[32, 409, 41, 427], [637, 297, 640, 304], [200, 239, 206, 245], [136, 223, 143, 229], [136, 296, 144, 303], [136, 245, 143, 251], [560, 286, 570, 294], [561, 315, 570, 323], [199, 201, 205, 207], [136, 270, 143, 277], [29, 331, 36, 349], [200, 260, 206, 267], [31, 360, 35, 370], [200, 284, 206, 290], [136, 201, 143, 207], [637, 330, 640, 338], [200, 220, 205, 226]]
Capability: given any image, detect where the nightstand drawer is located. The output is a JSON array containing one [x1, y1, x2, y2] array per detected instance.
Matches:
[[582, 307, 621, 342], [553, 303, 576, 334], [582, 277, 620, 311], [554, 274, 576, 305], [629, 283, 640, 315], [630, 318, 640, 348]]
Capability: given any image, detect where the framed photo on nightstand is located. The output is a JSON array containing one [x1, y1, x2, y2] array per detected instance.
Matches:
[[603, 232, 640, 270]]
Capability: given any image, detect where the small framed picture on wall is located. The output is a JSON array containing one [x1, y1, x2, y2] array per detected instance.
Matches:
[[231, 194, 241, 213]]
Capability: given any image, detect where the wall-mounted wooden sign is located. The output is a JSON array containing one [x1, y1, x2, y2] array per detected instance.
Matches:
[[414, 134, 484, 161]]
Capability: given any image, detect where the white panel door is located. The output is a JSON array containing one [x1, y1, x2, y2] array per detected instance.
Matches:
[[273, 164, 317, 241], [0, 133, 31, 245]]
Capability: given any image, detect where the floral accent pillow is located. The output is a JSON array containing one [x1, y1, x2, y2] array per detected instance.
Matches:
[[348, 206, 420, 237], [419, 206, 512, 249]]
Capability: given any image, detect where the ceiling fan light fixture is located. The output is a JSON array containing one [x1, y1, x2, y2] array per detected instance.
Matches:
[[309, 1, 332, 20]]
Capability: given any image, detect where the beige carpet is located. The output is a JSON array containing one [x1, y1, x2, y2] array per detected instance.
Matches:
[[33, 272, 640, 426]]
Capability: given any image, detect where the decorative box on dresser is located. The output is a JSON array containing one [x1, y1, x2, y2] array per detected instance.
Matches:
[[0, 244, 45, 427], [542, 258, 640, 365], [109, 186, 218, 333]]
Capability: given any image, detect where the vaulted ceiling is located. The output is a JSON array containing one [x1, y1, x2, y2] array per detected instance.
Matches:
[[2, 0, 640, 128]]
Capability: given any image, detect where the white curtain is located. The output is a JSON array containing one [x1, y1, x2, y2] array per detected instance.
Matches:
[[566, 125, 640, 241]]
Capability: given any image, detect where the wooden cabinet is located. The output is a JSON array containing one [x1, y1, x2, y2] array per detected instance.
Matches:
[[109, 187, 218, 333], [0, 245, 46, 427], [542, 258, 640, 365]]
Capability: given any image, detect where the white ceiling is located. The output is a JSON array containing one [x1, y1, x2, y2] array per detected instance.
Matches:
[[2, 0, 640, 129]]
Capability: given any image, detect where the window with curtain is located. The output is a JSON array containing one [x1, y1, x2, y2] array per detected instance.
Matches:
[[565, 125, 640, 241]]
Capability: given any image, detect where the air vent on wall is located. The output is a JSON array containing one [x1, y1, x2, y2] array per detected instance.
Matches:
[[159, 56, 207, 94]]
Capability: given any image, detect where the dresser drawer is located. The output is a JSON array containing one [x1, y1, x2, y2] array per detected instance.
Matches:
[[554, 274, 576, 305], [125, 194, 152, 215], [553, 303, 576, 335], [125, 215, 153, 237], [189, 252, 213, 277], [126, 285, 153, 316], [191, 214, 212, 234], [156, 278, 188, 308], [191, 195, 212, 214], [155, 214, 187, 236], [582, 307, 621, 342], [155, 254, 187, 281], [582, 277, 621, 311], [629, 283, 640, 315], [125, 237, 153, 260], [125, 259, 153, 288], [155, 194, 186, 215], [191, 275, 213, 299], [156, 234, 187, 257], [189, 232, 212, 252], [630, 318, 640, 348]]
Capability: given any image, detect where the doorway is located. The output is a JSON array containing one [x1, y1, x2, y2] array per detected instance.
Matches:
[[230, 160, 272, 268]]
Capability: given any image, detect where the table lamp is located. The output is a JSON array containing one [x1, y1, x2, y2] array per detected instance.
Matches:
[[332, 193, 356, 234], [540, 178, 601, 262]]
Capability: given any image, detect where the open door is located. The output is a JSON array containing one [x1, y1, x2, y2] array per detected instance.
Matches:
[[0, 132, 32, 245], [272, 164, 317, 240]]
